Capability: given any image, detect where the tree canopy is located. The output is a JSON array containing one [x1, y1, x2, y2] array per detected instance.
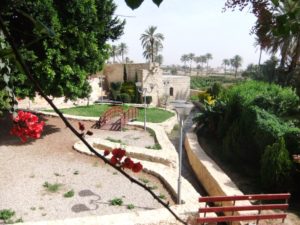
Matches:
[[0, 0, 125, 101]]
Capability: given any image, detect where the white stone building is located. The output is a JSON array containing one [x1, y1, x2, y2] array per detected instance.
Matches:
[[103, 63, 190, 106]]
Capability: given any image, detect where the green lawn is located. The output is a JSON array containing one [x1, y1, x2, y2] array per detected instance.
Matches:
[[137, 108, 174, 123], [46, 104, 174, 123]]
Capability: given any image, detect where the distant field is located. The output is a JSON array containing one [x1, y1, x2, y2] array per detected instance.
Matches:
[[191, 75, 244, 90]]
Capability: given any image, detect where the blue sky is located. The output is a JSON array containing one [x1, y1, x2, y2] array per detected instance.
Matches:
[[113, 0, 269, 68]]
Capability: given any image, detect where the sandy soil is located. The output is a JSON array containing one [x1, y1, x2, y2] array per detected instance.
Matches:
[[0, 114, 174, 223]]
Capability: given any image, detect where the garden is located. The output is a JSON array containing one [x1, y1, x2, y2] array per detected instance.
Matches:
[[194, 80, 300, 208], [0, 115, 176, 223]]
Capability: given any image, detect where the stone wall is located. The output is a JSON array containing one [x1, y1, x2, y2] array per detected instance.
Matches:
[[103, 63, 191, 106]]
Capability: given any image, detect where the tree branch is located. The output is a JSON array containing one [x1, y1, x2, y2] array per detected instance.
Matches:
[[0, 15, 188, 225]]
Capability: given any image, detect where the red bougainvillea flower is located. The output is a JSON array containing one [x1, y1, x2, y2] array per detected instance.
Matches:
[[123, 157, 134, 169], [104, 149, 110, 156], [107, 148, 143, 173], [111, 156, 118, 165], [132, 162, 143, 173], [10, 111, 45, 142], [78, 122, 85, 131], [112, 148, 126, 159]]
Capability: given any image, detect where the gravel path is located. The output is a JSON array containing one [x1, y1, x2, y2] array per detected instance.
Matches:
[[0, 114, 174, 223]]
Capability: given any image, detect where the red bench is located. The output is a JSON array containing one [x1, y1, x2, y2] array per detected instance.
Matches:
[[198, 193, 290, 224]]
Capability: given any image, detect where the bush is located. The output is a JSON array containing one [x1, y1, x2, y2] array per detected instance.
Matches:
[[119, 93, 131, 103], [222, 80, 299, 116], [110, 82, 122, 100], [208, 82, 223, 98], [261, 138, 292, 192], [145, 96, 152, 105], [121, 82, 136, 103]]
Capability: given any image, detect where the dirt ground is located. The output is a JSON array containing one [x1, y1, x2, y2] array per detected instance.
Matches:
[[0, 114, 174, 223]]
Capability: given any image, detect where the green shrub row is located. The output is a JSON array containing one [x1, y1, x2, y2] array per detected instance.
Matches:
[[196, 80, 300, 192]]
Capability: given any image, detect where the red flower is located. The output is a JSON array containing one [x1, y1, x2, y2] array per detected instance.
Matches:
[[112, 148, 126, 159], [122, 157, 134, 169], [132, 162, 143, 173], [111, 156, 118, 165], [78, 122, 85, 131], [10, 111, 45, 142], [104, 149, 110, 156]]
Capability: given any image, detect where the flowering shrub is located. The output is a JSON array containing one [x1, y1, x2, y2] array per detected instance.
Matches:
[[78, 122, 142, 173], [104, 148, 143, 173], [10, 111, 45, 142]]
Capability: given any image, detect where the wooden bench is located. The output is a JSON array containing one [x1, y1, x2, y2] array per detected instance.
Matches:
[[198, 193, 290, 225]]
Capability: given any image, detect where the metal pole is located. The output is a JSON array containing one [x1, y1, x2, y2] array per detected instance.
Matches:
[[177, 116, 183, 204], [144, 93, 146, 131]]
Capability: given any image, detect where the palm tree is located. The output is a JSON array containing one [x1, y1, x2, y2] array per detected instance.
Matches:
[[180, 54, 189, 74], [255, 1, 300, 72], [118, 43, 128, 63], [140, 26, 164, 63], [110, 45, 118, 63], [199, 55, 207, 75], [205, 53, 213, 74], [222, 59, 230, 74], [155, 54, 163, 65], [188, 53, 195, 75], [194, 56, 201, 75], [232, 55, 243, 78]]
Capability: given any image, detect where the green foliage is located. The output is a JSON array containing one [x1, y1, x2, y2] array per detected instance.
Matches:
[[127, 204, 135, 210], [261, 138, 292, 192], [125, 0, 163, 10], [110, 82, 122, 100], [145, 143, 161, 150], [0, 0, 125, 100], [191, 76, 243, 90], [0, 209, 15, 221], [223, 80, 299, 116], [109, 197, 123, 206], [43, 182, 61, 193], [63, 190, 75, 198], [145, 96, 152, 105], [120, 82, 136, 103], [197, 80, 300, 192], [119, 93, 131, 103], [207, 82, 223, 98]]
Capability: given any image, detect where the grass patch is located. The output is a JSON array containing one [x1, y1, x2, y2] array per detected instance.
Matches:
[[45, 105, 173, 123], [145, 143, 161, 150], [158, 193, 166, 199], [137, 108, 174, 123], [127, 204, 135, 210], [0, 209, 22, 224], [149, 185, 158, 190], [43, 182, 62, 193], [0, 209, 15, 221], [146, 128, 162, 150], [109, 197, 123, 206], [138, 177, 150, 184], [106, 137, 123, 144], [63, 190, 75, 198]]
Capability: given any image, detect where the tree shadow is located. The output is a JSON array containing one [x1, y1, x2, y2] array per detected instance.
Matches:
[[0, 113, 60, 146]]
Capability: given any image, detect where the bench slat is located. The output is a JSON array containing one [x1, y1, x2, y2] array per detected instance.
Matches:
[[199, 193, 290, 202], [197, 213, 287, 223], [199, 203, 289, 213]]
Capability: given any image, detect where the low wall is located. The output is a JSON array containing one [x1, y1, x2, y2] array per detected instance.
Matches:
[[184, 130, 252, 224]]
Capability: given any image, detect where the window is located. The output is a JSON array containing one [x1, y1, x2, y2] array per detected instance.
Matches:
[[169, 87, 174, 96]]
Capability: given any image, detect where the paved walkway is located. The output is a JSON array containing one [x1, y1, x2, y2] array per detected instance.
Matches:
[[167, 107, 207, 196]]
